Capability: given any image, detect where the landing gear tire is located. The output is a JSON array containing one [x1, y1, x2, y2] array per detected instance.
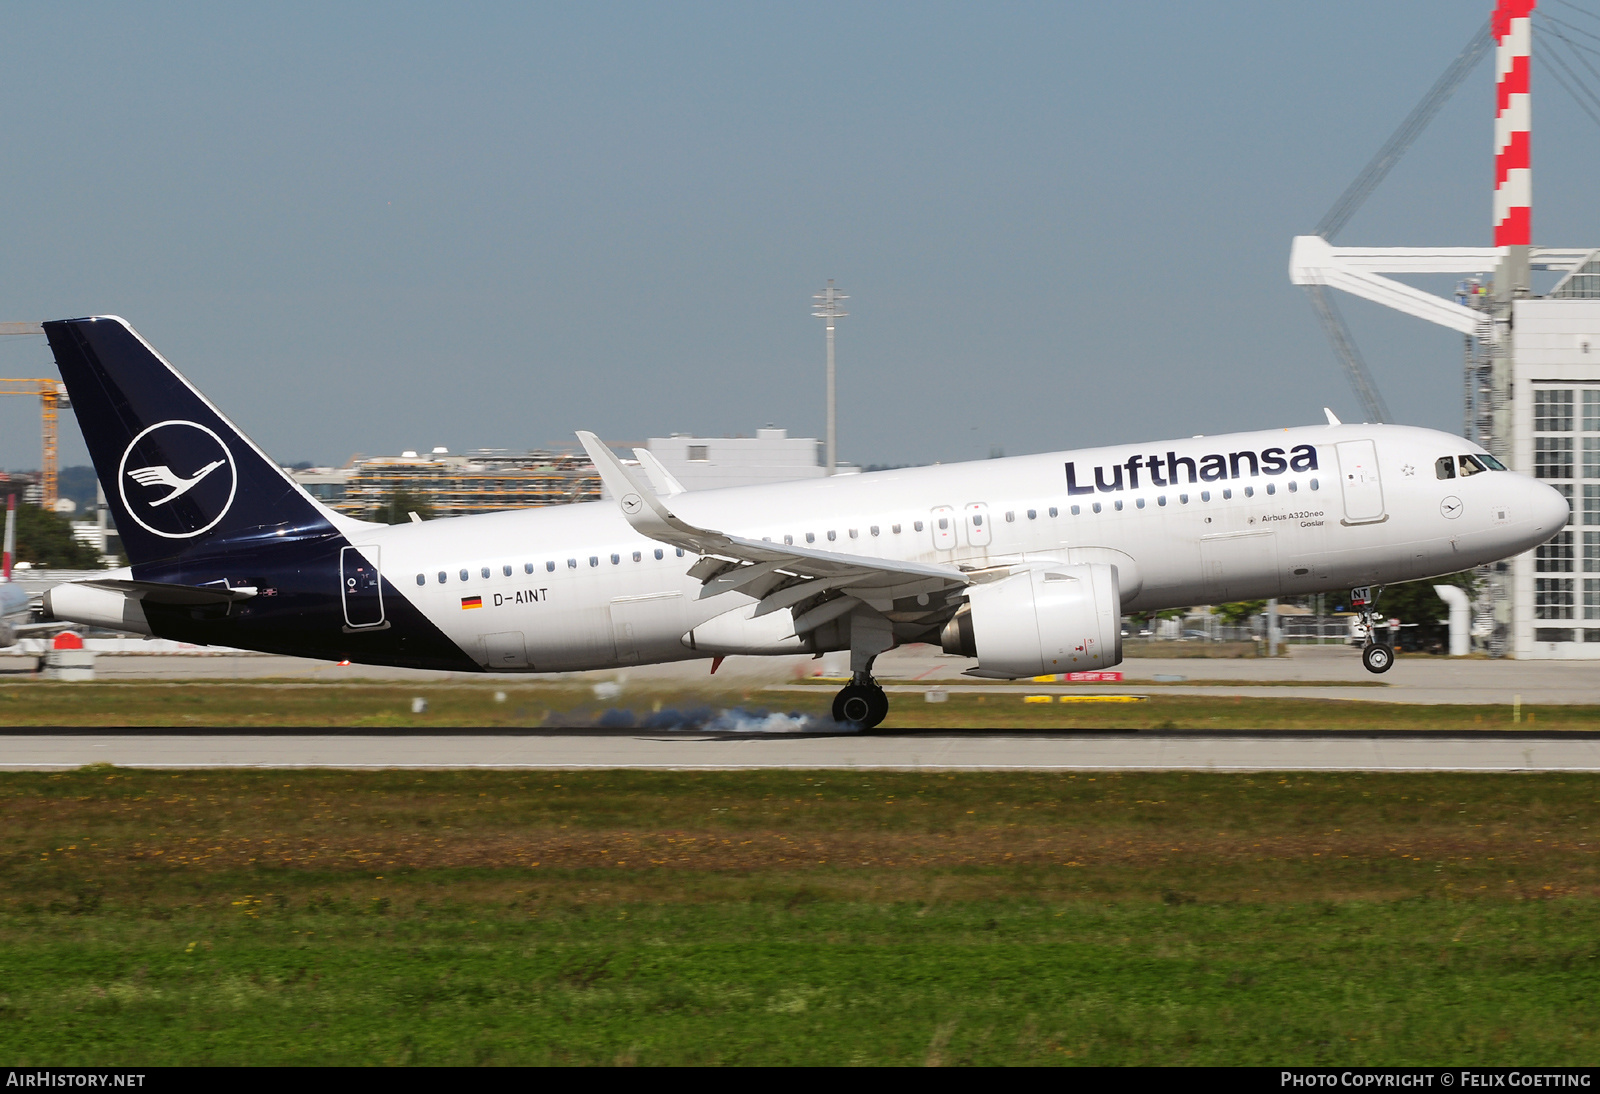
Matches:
[[833, 683, 889, 729], [1362, 643, 1395, 674]]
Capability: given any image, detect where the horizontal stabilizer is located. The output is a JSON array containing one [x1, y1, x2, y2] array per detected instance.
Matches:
[[75, 579, 257, 606]]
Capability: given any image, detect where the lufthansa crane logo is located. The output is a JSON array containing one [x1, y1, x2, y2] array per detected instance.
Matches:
[[117, 420, 238, 539], [621, 493, 645, 516]]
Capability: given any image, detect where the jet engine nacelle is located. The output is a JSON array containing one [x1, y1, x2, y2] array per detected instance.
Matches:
[[940, 562, 1122, 678]]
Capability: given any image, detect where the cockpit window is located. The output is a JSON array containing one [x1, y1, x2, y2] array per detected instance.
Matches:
[[1459, 454, 1488, 476], [1481, 453, 1507, 471], [1436, 456, 1455, 480]]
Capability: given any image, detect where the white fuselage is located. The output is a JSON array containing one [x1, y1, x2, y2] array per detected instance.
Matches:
[[319, 422, 1568, 672]]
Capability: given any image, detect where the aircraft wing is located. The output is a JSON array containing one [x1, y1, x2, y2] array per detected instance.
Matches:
[[577, 432, 969, 617], [10, 620, 74, 635]]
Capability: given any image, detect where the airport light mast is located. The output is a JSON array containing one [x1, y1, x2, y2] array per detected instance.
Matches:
[[811, 280, 848, 475]]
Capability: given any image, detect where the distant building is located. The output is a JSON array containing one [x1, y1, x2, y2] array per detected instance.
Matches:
[[644, 427, 853, 490], [293, 448, 602, 520], [290, 426, 848, 520]]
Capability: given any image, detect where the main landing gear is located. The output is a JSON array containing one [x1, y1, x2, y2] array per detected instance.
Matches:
[[833, 672, 889, 729], [1356, 585, 1394, 675]]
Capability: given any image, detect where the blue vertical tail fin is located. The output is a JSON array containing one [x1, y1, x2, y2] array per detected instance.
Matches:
[[43, 316, 351, 569]]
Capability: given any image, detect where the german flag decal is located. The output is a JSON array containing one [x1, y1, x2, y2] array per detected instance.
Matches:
[[461, 596, 483, 610]]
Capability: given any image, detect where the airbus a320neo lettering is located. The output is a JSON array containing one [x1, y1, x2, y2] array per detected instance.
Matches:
[[41, 317, 1568, 727]]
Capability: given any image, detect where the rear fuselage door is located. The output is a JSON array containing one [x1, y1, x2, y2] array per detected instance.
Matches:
[[1335, 440, 1386, 524], [340, 545, 385, 628], [930, 506, 957, 550], [963, 503, 992, 548]]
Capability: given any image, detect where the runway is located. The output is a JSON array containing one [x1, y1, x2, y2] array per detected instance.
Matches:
[[5, 730, 1600, 772], [6, 642, 1600, 703]]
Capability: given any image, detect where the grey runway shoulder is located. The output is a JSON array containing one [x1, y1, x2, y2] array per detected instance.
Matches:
[[4, 730, 1600, 772]]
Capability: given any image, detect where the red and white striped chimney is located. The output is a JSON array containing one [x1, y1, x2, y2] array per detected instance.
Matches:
[[1493, 0, 1534, 249]]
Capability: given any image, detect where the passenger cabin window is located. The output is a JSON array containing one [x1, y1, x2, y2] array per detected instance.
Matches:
[[438, 571, 448, 583], [784, 535, 793, 545], [1222, 489, 1232, 500], [914, 521, 924, 532], [827, 530, 836, 541], [1266, 483, 1275, 495], [849, 529, 858, 538], [546, 561, 555, 572], [1243, 487, 1254, 498], [525, 563, 535, 574], [1048, 507, 1058, 517], [1027, 509, 1037, 520], [589, 556, 599, 567], [1135, 498, 1145, 509], [633, 551, 642, 562], [1114, 500, 1123, 511], [1201, 491, 1210, 502], [937, 519, 948, 530], [1288, 482, 1298, 493], [1071, 505, 1080, 515], [415, 574, 426, 586], [1460, 454, 1488, 477], [1092, 502, 1102, 513], [893, 524, 902, 534], [481, 567, 491, 579], [972, 515, 983, 527], [654, 549, 664, 560], [1180, 494, 1189, 504], [1157, 496, 1167, 506], [568, 558, 577, 568], [806, 533, 816, 543], [870, 525, 880, 536], [1436, 456, 1456, 479], [459, 569, 469, 581], [1310, 478, 1319, 490], [503, 565, 513, 577], [611, 554, 620, 565], [1005, 511, 1015, 522]]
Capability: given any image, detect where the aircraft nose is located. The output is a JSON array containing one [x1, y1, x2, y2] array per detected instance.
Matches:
[[1534, 480, 1572, 533]]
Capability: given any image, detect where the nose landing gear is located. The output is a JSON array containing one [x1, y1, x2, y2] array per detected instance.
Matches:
[[1355, 585, 1394, 675], [1361, 642, 1394, 674], [832, 672, 889, 729]]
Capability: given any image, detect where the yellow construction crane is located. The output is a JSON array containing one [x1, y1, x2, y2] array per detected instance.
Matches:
[[0, 322, 68, 509]]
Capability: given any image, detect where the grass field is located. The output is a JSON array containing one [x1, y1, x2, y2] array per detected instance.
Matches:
[[2, 767, 1598, 1065], [0, 680, 1589, 730]]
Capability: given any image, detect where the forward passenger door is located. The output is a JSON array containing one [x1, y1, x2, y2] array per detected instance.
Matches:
[[1336, 440, 1386, 524]]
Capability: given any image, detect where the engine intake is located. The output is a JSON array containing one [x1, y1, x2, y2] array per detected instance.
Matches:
[[940, 562, 1122, 678]]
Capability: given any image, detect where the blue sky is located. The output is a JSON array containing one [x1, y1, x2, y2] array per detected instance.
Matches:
[[2, 1, 1598, 470]]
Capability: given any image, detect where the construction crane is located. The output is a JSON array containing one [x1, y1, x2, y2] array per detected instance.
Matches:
[[1305, 19, 1493, 423], [0, 322, 69, 509]]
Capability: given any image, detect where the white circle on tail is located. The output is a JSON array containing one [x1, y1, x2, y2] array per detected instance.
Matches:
[[117, 420, 238, 539]]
